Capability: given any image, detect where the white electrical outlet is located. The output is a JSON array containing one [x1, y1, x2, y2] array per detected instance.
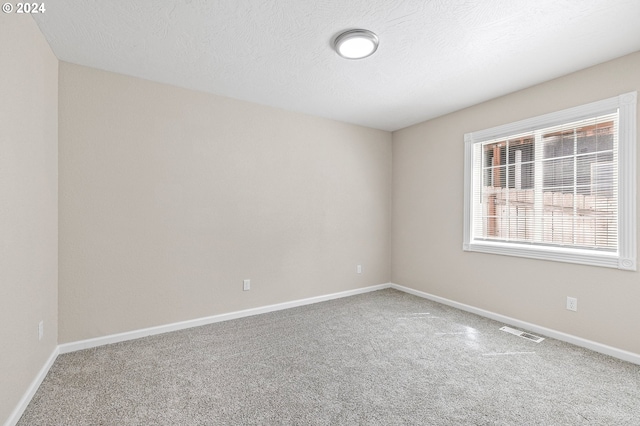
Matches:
[[243, 279, 250, 291], [38, 321, 44, 341], [356, 264, 362, 274], [566, 297, 577, 312]]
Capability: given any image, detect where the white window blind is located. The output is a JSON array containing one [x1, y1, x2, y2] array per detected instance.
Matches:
[[463, 92, 637, 270], [473, 113, 617, 250]]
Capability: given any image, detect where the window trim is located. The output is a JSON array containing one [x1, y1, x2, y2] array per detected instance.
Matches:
[[463, 92, 637, 270]]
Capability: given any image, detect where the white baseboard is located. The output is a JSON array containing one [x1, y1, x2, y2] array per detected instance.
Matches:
[[59, 283, 392, 354], [10, 281, 637, 426], [6, 283, 391, 425], [4, 346, 59, 426], [390, 283, 640, 365]]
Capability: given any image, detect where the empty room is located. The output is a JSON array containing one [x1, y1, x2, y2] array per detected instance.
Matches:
[[2, 1, 640, 424]]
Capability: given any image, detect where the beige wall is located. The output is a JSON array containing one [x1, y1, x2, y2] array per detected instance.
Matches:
[[0, 14, 58, 424], [392, 51, 640, 355], [58, 62, 392, 343]]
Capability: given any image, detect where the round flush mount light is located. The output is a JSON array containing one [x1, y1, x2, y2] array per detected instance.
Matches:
[[334, 29, 379, 59]]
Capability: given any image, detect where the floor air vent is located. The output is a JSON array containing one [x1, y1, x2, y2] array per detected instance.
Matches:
[[500, 326, 545, 343]]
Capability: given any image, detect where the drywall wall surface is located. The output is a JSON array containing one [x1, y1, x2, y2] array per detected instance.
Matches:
[[0, 14, 59, 425], [58, 62, 392, 343], [392, 51, 640, 355]]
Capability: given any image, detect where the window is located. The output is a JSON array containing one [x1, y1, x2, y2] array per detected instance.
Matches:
[[463, 92, 637, 270]]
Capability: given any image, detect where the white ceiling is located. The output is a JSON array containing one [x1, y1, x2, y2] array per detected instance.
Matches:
[[33, 0, 640, 131]]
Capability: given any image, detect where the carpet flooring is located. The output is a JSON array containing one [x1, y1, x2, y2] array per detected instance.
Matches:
[[18, 288, 640, 425]]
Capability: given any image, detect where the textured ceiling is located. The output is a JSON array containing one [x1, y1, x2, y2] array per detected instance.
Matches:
[[33, 0, 640, 131]]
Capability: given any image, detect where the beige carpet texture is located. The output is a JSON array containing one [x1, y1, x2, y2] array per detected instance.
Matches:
[[18, 289, 640, 425]]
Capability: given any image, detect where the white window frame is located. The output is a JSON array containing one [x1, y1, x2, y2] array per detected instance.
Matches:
[[463, 92, 637, 270]]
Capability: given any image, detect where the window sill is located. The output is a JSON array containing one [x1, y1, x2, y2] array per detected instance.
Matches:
[[463, 240, 635, 271]]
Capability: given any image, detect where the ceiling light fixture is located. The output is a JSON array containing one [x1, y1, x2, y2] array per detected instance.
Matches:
[[334, 29, 379, 60]]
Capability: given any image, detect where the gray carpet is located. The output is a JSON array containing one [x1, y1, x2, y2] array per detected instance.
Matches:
[[18, 289, 640, 425]]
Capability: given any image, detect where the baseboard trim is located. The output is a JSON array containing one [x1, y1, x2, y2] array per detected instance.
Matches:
[[4, 345, 59, 426], [59, 283, 392, 354], [7, 281, 638, 425], [391, 283, 640, 365]]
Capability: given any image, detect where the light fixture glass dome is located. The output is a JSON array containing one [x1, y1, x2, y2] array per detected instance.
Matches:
[[334, 29, 379, 59]]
